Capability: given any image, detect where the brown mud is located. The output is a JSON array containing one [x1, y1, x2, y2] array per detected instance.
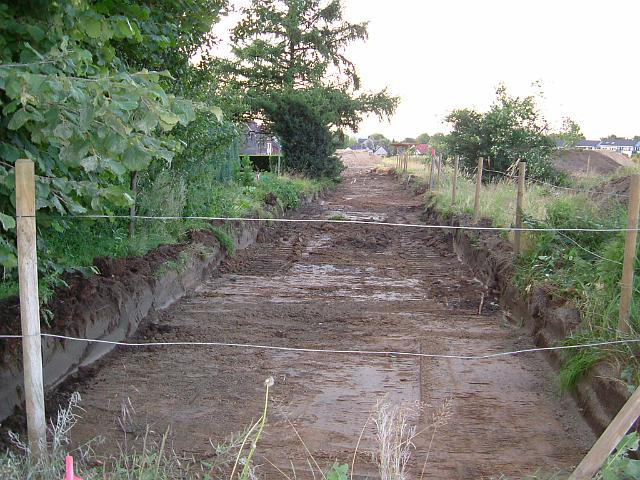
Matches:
[[52, 152, 594, 478]]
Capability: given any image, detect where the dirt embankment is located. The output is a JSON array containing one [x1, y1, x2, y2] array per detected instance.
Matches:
[[0, 195, 321, 425], [9, 154, 595, 480], [420, 194, 630, 434], [2, 152, 599, 478], [552, 149, 635, 177]]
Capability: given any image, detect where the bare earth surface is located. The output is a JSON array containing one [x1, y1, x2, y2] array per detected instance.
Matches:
[[70, 151, 595, 479]]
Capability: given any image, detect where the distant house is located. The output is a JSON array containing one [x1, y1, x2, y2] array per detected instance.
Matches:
[[635, 141, 640, 155], [554, 139, 567, 149], [415, 144, 430, 155], [240, 121, 282, 171], [575, 140, 601, 150], [374, 146, 389, 156], [598, 139, 636, 157], [349, 138, 375, 152]]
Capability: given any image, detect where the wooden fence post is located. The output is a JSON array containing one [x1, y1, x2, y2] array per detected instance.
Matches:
[[618, 174, 640, 334], [451, 156, 459, 207], [568, 385, 640, 480], [429, 155, 435, 189], [436, 155, 442, 187], [15, 159, 47, 456], [514, 161, 526, 255], [473, 157, 483, 223]]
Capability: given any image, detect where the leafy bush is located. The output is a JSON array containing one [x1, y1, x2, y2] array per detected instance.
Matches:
[[260, 93, 345, 179]]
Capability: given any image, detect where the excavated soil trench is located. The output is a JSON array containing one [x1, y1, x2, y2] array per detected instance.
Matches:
[[67, 153, 595, 479]]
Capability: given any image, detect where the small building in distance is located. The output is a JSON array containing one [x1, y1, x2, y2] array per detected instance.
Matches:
[[374, 146, 389, 156], [598, 139, 636, 157], [414, 144, 430, 155], [241, 121, 282, 172], [575, 140, 601, 151]]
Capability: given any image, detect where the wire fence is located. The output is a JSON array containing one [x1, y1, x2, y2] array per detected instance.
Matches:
[[0, 333, 638, 361], [27, 214, 640, 233], [473, 166, 631, 199]]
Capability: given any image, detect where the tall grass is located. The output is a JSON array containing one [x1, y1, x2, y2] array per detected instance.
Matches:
[[382, 156, 640, 391], [0, 172, 328, 302]]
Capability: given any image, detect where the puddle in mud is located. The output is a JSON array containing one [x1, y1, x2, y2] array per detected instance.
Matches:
[[198, 263, 424, 303], [265, 352, 420, 452], [326, 210, 387, 222]]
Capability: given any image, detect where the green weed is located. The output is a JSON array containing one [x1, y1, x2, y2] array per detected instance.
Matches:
[[382, 155, 640, 391], [208, 226, 236, 255]]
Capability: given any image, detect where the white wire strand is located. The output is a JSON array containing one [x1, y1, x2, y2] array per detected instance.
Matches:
[[0, 333, 638, 361], [61, 215, 640, 233], [557, 231, 623, 265]]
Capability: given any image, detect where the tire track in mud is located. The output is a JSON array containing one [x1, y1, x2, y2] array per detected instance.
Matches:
[[69, 153, 595, 479]]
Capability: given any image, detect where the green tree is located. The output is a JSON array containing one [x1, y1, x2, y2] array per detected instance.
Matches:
[[260, 92, 343, 179], [416, 132, 431, 144], [445, 85, 559, 182], [369, 133, 390, 147], [0, 1, 219, 274], [219, 0, 398, 176], [550, 117, 584, 147]]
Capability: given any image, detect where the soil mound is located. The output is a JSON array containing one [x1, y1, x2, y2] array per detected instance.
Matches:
[[592, 175, 632, 199], [552, 149, 634, 176]]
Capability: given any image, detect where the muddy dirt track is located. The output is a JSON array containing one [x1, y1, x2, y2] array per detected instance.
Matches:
[[69, 152, 595, 479]]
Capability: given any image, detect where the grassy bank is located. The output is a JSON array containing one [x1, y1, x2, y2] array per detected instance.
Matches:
[[0, 172, 330, 304], [384, 156, 640, 391]]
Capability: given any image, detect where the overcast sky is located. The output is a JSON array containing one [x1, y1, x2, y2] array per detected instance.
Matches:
[[340, 0, 640, 140], [212, 0, 640, 140]]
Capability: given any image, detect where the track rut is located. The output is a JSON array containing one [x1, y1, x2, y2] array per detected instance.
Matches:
[[69, 153, 595, 479]]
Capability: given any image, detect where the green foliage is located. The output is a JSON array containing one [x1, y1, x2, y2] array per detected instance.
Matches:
[[237, 155, 255, 187], [209, 226, 235, 255], [558, 348, 605, 392], [445, 84, 563, 183], [326, 462, 349, 480], [513, 193, 639, 389], [227, 0, 368, 90], [0, 1, 223, 278], [416, 132, 431, 144], [596, 432, 640, 480], [260, 93, 344, 179], [219, 0, 398, 174], [549, 117, 585, 148]]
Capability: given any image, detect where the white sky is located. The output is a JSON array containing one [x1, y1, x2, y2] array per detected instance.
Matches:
[[341, 0, 640, 140], [211, 0, 640, 140]]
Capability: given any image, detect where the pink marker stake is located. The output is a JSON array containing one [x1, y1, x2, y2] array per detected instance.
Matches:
[[65, 455, 83, 480]]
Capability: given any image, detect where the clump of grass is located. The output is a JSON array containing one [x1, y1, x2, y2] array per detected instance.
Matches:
[[372, 399, 421, 480], [208, 226, 236, 255], [1, 379, 278, 480], [0, 392, 94, 480], [382, 152, 640, 391], [559, 348, 606, 392]]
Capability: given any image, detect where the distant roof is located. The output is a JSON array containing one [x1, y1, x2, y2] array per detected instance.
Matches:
[[240, 122, 281, 156], [415, 144, 430, 154], [349, 143, 368, 150], [576, 140, 601, 147], [374, 146, 388, 155], [599, 139, 636, 147], [555, 139, 567, 148]]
